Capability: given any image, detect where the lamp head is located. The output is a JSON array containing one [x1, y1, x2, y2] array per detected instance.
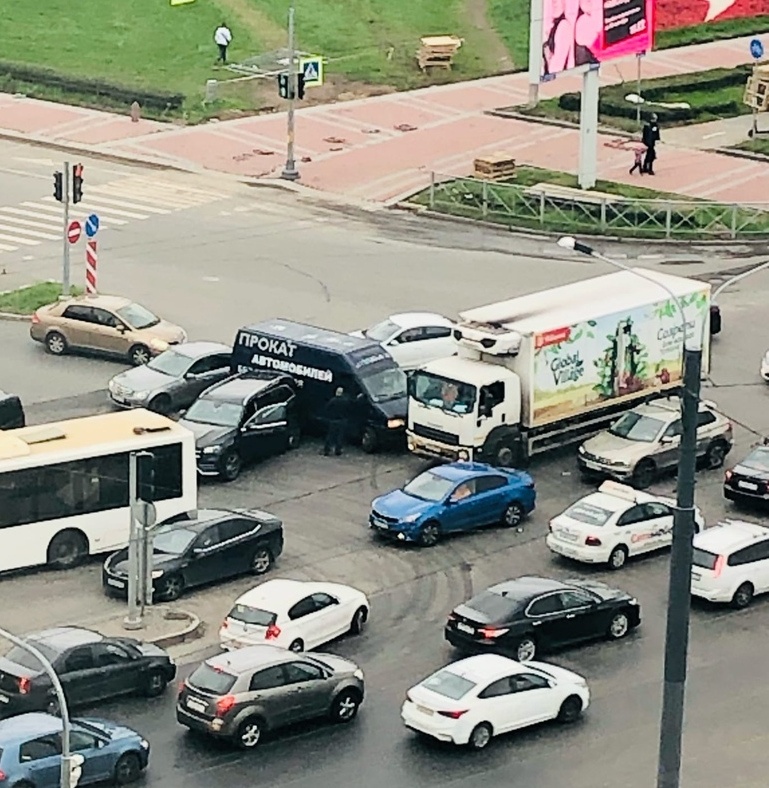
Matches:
[[557, 236, 576, 250]]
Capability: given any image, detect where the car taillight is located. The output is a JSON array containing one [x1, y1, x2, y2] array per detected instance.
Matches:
[[437, 709, 468, 719], [215, 695, 236, 716], [0, 769, 7, 782], [713, 555, 726, 578], [178, 681, 186, 694], [30, 312, 40, 324], [479, 627, 509, 639], [585, 536, 602, 546], [18, 677, 30, 694], [265, 623, 281, 640], [724, 470, 733, 481], [221, 619, 229, 630], [548, 523, 553, 533]]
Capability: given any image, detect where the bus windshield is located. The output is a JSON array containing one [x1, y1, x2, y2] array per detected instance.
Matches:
[[410, 371, 476, 415]]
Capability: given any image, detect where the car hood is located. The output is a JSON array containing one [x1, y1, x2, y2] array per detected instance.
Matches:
[[111, 365, 173, 393], [568, 578, 633, 603], [732, 462, 769, 480], [108, 548, 180, 575], [134, 641, 171, 660], [370, 395, 407, 420], [177, 420, 235, 448], [372, 489, 435, 520], [136, 320, 186, 345], [311, 653, 360, 676], [582, 432, 651, 463]]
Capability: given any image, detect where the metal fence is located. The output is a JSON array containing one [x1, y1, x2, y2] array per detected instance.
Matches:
[[419, 175, 769, 240]]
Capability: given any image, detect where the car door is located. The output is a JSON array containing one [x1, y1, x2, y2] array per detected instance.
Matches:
[[695, 409, 718, 457], [555, 589, 606, 642], [657, 418, 682, 471], [307, 591, 348, 645], [640, 501, 675, 551], [241, 401, 291, 461], [69, 728, 112, 783], [286, 596, 321, 648], [524, 593, 568, 649], [182, 523, 226, 588], [246, 664, 293, 729], [507, 673, 558, 725], [440, 479, 482, 533], [60, 305, 98, 349], [89, 308, 131, 356], [734, 539, 769, 593], [282, 660, 333, 722], [385, 327, 426, 370], [56, 645, 102, 706], [616, 504, 657, 556], [181, 354, 232, 407], [91, 641, 143, 699], [420, 325, 454, 366], [215, 517, 263, 576], [18, 735, 62, 788], [476, 677, 525, 734], [473, 474, 510, 525]]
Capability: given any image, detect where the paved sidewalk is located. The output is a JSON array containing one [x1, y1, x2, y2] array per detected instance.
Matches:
[[0, 35, 767, 203]]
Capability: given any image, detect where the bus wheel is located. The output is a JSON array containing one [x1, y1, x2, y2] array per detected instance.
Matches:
[[47, 530, 89, 569]]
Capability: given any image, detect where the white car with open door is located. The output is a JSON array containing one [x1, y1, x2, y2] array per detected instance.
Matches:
[[219, 578, 370, 653], [351, 313, 455, 370]]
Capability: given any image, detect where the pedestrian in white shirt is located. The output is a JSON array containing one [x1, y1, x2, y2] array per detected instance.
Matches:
[[214, 23, 232, 65]]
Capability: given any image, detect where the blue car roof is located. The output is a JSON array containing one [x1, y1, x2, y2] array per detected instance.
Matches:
[[0, 712, 61, 741], [428, 462, 509, 482]]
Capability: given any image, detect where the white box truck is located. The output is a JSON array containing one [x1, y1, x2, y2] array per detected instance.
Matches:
[[406, 268, 711, 466]]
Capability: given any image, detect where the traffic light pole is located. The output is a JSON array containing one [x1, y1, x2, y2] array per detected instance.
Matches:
[[61, 160, 71, 298], [124, 452, 143, 630], [281, 2, 299, 181]]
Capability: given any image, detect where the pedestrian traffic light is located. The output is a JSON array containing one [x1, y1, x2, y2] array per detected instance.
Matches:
[[277, 72, 305, 100], [72, 163, 84, 204], [53, 171, 63, 202], [135, 451, 156, 504], [296, 72, 305, 100]]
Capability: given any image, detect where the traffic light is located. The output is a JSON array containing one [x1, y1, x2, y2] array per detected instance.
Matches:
[[53, 171, 63, 202], [72, 163, 84, 204], [296, 72, 305, 100], [64, 753, 85, 788], [277, 72, 305, 100], [135, 451, 156, 503]]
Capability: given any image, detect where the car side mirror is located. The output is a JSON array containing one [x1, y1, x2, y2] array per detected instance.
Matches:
[[117, 324, 128, 333]]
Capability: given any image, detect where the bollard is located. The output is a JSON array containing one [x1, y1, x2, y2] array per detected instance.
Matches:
[[130, 101, 141, 122], [205, 79, 219, 103]]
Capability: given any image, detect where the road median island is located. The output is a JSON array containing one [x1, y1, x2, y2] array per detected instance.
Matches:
[[0, 281, 82, 319]]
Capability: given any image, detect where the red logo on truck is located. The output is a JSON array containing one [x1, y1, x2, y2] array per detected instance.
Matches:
[[535, 327, 571, 349]]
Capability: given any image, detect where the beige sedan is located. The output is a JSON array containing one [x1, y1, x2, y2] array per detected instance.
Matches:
[[30, 294, 187, 366]]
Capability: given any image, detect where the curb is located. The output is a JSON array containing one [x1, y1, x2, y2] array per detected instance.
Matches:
[[148, 608, 204, 649], [0, 311, 30, 322]]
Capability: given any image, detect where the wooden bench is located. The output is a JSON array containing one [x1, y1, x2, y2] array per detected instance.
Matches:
[[524, 182, 621, 206]]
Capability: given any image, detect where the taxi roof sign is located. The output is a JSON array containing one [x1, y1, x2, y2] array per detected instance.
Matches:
[[598, 480, 641, 502]]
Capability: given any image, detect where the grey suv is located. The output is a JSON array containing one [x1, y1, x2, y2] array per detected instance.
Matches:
[[176, 645, 365, 748]]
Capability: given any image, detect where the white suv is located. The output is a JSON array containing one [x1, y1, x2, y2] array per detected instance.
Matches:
[[691, 520, 769, 609]]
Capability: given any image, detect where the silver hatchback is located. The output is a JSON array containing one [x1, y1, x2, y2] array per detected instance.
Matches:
[[176, 645, 365, 749]]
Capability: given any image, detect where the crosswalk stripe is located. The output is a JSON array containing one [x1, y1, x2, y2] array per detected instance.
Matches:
[[0, 243, 18, 252], [23, 200, 61, 214], [0, 223, 58, 240], [0, 214, 62, 232], [72, 202, 149, 220], [87, 186, 196, 210], [85, 191, 171, 214], [35, 198, 128, 226], [0, 233, 37, 246], [96, 183, 210, 209], [127, 177, 228, 200], [1, 207, 64, 223]]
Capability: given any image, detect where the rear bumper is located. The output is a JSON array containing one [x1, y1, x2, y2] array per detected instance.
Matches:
[[546, 534, 609, 564], [724, 485, 769, 504], [690, 582, 733, 603], [444, 626, 504, 652], [176, 704, 235, 739], [0, 692, 41, 719], [402, 704, 461, 743]]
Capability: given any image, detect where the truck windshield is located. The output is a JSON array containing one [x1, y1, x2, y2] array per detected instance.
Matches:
[[608, 412, 665, 443], [360, 367, 407, 403], [410, 371, 476, 415]]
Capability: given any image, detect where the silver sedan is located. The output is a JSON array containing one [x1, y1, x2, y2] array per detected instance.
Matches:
[[108, 341, 232, 414]]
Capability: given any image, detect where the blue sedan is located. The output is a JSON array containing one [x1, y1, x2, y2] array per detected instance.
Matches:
[[0, 713, 150, 787], [369, 462, 536, 547]]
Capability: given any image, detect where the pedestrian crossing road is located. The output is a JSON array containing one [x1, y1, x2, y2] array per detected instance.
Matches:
[[0, 173, 231, 254]]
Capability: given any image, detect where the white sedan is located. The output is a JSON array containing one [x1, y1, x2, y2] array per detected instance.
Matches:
[[351, 312, 455, 370], [547, 480, 705, 570], [402, 654, 589, 750], [219, 578, 369, 653]]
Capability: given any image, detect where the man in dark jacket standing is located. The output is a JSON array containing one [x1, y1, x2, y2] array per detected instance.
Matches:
[[323, 387, 351, 456], [641, 113, 660, 175]]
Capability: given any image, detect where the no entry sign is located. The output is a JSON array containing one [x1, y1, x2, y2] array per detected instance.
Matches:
[[67, 220, 82, 244]]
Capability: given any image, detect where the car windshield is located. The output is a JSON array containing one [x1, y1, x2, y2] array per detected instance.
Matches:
[[5, 641, 58, 671], [189, 663, 236, 695], [562, 501, 614, 527], [742, 447, 769, 472], [360, 367, 407, 403], [147, 349, 190, 377], [364, 319, 400, 343], [410, 371, 476, 415], [608, 412, 665, 443], [153, 527, 197, 555], [116, 302, 160, 330], [185, 399, 243, 428], [422, 670, 476, 700], [403, 470, 455, 502], [227, 605, 276, 627]]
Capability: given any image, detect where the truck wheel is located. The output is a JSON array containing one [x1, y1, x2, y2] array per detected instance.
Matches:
[[361, 427, 378, 454], [493, 441, 516, 467], [631, 459, 656, 489]]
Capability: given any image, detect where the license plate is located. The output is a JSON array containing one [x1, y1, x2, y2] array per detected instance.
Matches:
[[187, 698, 206, 713], [0, 693, 8, 703], [416, 705, 433, 716], [558, 545, 577, 557], [107, 578, 125, 588], [456, 623, 474, 634], [738, 481, 758, 491], [557, 531, 580, 543]]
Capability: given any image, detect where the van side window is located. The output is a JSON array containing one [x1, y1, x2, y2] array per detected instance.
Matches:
[[479, 382, 504, 415]]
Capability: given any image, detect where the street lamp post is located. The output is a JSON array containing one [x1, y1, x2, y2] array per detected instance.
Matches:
[[281, 1, 300, 181], [557, 236, 703, 788]]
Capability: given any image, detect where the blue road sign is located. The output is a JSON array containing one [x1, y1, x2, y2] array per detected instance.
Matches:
[[85, 214, 100, 237], [299, 57, 324, 87], [750, 38, 764, 60]]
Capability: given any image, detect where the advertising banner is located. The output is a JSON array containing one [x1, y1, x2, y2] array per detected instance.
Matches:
[[530, 289, 710, 426], [655, 0, 764, 30], [541, 0, 655, 79]]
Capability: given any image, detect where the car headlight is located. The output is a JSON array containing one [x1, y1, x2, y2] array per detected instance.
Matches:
[[202, 445, 222, 454], [140, 739, 150, 750], [108, 380, 117, 392], [387, 419, 405, 429], [629, 598, 638, 606], [151, 570, 164, 579], [402, 513, 420, 523], [150, 339, 169, 352], [132, 390, 148, 399], [578, 445, 586, 454], [353, 669, 364, 680]]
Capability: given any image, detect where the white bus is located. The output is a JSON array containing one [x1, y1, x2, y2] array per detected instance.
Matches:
[[0, 409, 197, 573]]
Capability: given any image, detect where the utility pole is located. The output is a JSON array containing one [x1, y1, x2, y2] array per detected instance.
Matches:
[[123, 452, 142, 630], [281, 1, 300, 181], [61, 161, 71, 297]]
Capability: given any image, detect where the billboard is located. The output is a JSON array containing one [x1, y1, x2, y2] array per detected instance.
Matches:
[[541, 0, 655, 79], [530, 289, 710, 426], [655, 0, 764, 30]]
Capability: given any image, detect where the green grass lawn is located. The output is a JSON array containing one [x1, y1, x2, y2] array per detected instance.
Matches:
[[0, 282, 82, 315]]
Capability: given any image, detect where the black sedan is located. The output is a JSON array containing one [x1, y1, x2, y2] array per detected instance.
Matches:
[[103, 508, 284, 602], [0, 626, 175, 718], [724, 443, 769, 506], [445, 576, 641, 662]]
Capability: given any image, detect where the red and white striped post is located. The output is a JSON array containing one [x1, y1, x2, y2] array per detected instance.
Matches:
[[85, 240, 97, 294]]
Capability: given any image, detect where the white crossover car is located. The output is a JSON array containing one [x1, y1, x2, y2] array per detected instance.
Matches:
[[351, 313, 455, 370], [219, 578, 369, 653], [402, 653, 590, 750], [547, 480, 705, 570]]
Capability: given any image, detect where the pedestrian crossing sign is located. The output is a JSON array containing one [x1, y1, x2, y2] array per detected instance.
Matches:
[[300, 57, 324, 87]]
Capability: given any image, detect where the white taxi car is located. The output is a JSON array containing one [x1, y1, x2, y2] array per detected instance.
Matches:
[[219, 578, 369, 653], [547, 481, 705, 570]]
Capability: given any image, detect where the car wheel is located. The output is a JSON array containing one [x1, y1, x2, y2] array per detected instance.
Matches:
[[607, 611, 630, 640], [149, 394, 172, 415], [114, 752, 142, 785], [144, 668, 168, 698], [47, 530, 88, 569], [731, 582, 754, 609], [330, 689, 361, 723], [502, 501, 525, 528], [289, 639, 304, 652], [631, 459, 656, 489], [418, 520, 441, 547], [705, 441, 728, 470], [235, 717, 264, 749], [608, 545, 628, 571], [157, 573, 184, 602], [557, 695, 583, 723], [128, 344, 151, 366], [250, 547, 273, 575], [467, 722, 493, 750], [349, 606, 368, 635], [220, 450, 242, 482], [361, 426, 378, 454], [515, 637, 537, 662], [45, 330, 67, 355]]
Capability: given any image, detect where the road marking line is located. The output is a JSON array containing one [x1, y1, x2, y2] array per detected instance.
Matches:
[[85, 191, 171, 214], [72, 201, 150, 220], [0, 242, 18, 251], [22, 200, 62, 213], [1, 207, 64, 223], [127, 177, 229, 200], [0, 224, 59, 240], [89, 184, 201, 210], [0, 233, 38, 246], [0, 214, 62, 231]]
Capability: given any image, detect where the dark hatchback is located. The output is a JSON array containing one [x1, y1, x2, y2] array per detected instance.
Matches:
[[445, 576, 641, 662], [0, 626, 175, 718], [724, 444, 769, 507], [103, 508, 283, 602]]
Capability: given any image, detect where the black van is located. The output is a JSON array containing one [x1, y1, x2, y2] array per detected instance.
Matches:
[[0, 392, 24, 429], [231, 320, 408, 452]]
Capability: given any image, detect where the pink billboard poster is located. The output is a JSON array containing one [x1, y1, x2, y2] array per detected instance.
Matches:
[[541, 0, 655, 79]]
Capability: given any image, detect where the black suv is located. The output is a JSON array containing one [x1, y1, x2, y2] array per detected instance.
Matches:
[[179, 371, 300, 481]]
